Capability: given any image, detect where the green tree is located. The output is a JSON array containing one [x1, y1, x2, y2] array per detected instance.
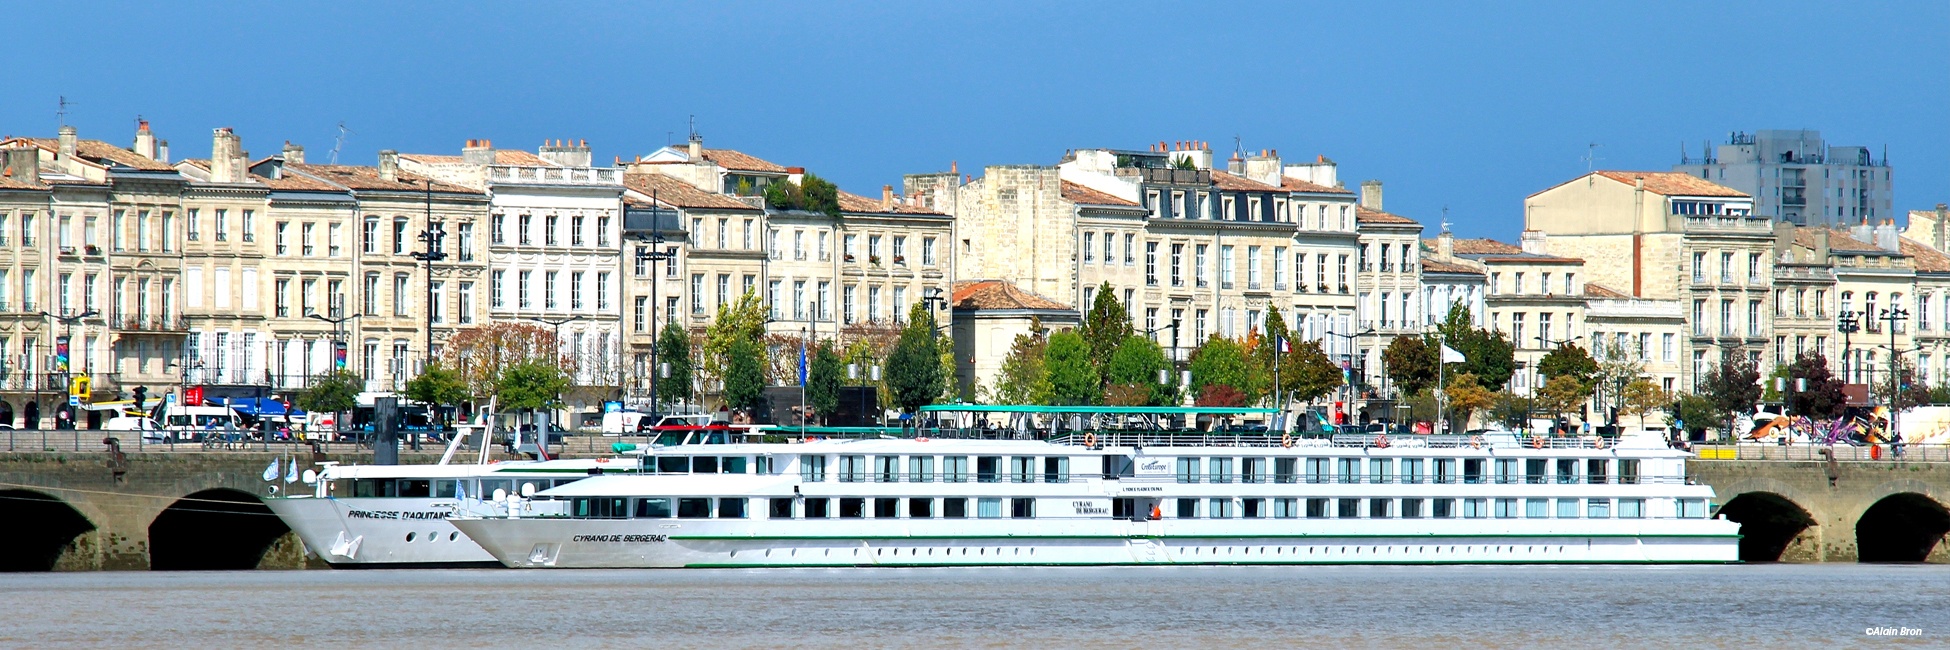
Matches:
[[295, 370, 361, 438], [496, 359, 570, 412], [1761, 353, 1845, 419], [1591, 340, 1646, 426], [403, 362, 469, 429], [806, 342, 843, 424], [722, 338, 768, 414], [1189, 336, 1256, 404], [1536, 343, 1599, 389], [1669, 392, 1723, 440], [1104, 334, 1172, 406], [654, 323, 695, 406], [1620, 378, 1669, 431], [1881, 355, 1933, 411], [1044, 330, 1100, 405], [990, 332, 1053, 405], [763, 172, 842, 217], [1079, 284, 1133, 385], [1444, 373, 1497, 432], [1701, 349, 1762, 439], [701, 290, 768, 388], [1489, 390, 1529, 429], [885, 303, 945, 413], [1434, 303, 1515, 390], [1285, 339, 1344, 403], [1382, 335, 1437, 396], [1536, 374, 1592, 431]]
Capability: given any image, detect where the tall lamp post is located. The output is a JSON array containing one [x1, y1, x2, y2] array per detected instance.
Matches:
[[1142, 319, 1185, 413], [528, 315, 585, 436], [1837, 310, 1861, 384], [633, 223, 679, 415], [1877, 306, 1910, 439], [41, 309, 98, 429], [308, 311, 363, 442], [411, 191, 447, 370]]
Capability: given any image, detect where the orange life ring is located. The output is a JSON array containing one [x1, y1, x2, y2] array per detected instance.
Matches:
[[1281, 433, 1294, 449], [1594, 437, 1608, 450], [1374, 434, 1390, 449], [1468, 435, 1483, 449], [1083, 433, 1099, 448], [915, 437, 930, 443], [596, 457, 610, 463], [1530, 435, 1545, 449]]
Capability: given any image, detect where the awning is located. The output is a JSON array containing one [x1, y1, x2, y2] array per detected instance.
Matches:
[[221, 396, 307, 418]]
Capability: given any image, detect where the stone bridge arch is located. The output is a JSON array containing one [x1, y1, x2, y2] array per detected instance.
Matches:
[[1712, 477, 1825, 562], [1856, 480, 1950, 563], [0, 488, 98, 571], [148, 487, 293, 570]]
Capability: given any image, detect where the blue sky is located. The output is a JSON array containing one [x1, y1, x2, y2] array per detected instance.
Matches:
[[6, 2, 1945, 239]]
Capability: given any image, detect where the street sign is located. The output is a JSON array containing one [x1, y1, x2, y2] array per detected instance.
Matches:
[[68, 396, 80, 407]]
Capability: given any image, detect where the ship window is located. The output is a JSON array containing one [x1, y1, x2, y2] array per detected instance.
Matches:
[[693, 456, 719, 474], [1401, 498, 1424, 518], [1305, 458, 1329, 484], [1337, 498, 1360, 518], [1494, 459, 1518, 484], [1525, 459, 1547, 484], [635, 498, 672, 519], [1462, 459, 1485, 484], [678, 498, 713, 519], [1587, 499, 1611, 519], [1043, 457, 1069, 483], [1208, 498, 1234, 518], [800, 455, 828, 482], [479, 479, 514, 498], [838, 498, 866, 518], [943, 456, 968, 482], [1494, 498, 1519, 518], [909, 456, 935, 482], [1010, 456, 1036, 483], [1556, 459, 1578, 484], [909, 498, 933, 518], [1434, 459, 1455, 484], [874, 498, 899, 518], [1432, 499, 1454, 519], [658, 456, 691, 474], [838, 455, 867, 483], [977, 498, 1003, 518], [1400, 459, 1424, 484], [1113, 497, 1136, 520], [876, 456, 899, 483], [1176, 457, 1200, 483], [722, 456, 749, 474], [1587, 459, 1610, 485], [1273, 498, 1299, 518], [719, 498, 747, 519], [1177, 498, 1199, 518], [1242, 498, 1265, 519], [976, 456, 1002, 483], [1242, 458, 1266, 484], [942, 498, 967, 518], [352, 479, 394, 497], [1010, 498, 1035, 519], [804, 498, 830, 518], [1369, 459, 1392, 484], [1208, 458, 1235, 484], [394, 480, 431, 497], [1679, 498, 1706, 518], [551, 478, 585, 489], [769, 498, 794, 519], [1526, 499, 1550, 518], [1101, 455, 1135, 479], [1557, 499, 1579, 518], [1368, 499, 1391, 518], [1619, 459, 1640, 485], [573, 497, 629, 519], [1462, 498, 1487, 518], [755, 455, 773, 475], [434, 480, 458, 498], [1305, 498, 1328, 518], [1274, 458, 1297, 483], [1337, 459, 1360, 484], [1618, 498, 1644, 519]]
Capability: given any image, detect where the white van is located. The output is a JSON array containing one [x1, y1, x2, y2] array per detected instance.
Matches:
[[103, 416, 168, 444], [159, 404, 245, 441]]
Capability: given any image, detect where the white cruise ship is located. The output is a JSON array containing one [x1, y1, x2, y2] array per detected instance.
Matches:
[[450, 408, 1740, 569]]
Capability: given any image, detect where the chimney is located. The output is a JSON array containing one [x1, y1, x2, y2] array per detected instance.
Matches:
[[282, 141, 305, 165], [463, 139, 494, 166], [1937, 203, 1948, 252], [1815, 227, 1831, 262], [3, 147, 39, 184], [1875, 218, 1899, 252], [378, 149, 399, 182], [210, 127, 245, 183], [687, 133, 703, 161], [538, 138, 592, 167], [157, 140, 169, 163], [881, 184, 895, 210], [785, 166, 805, 186], [1360, 180, 1383, 210], [1437, 229, 1454, 260], [1520, 230, 1548, 256], [133, 120, 156, 160], [57, 125, 77, 160]]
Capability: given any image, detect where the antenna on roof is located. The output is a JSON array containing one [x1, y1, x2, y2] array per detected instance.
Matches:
[[1441, 206, 1451, 233], [329, 121, 353, 165], [1582, 142, 1602, 172], [56, 96, 76, 127], [689, 115, 697, 139]]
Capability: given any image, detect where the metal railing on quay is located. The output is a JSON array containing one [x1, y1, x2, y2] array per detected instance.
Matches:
[[0, 428, 556, 458], [1689, 442, 1950, 463]]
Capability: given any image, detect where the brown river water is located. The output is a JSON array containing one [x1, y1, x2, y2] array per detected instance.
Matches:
[[1, 564, 1943, 648]]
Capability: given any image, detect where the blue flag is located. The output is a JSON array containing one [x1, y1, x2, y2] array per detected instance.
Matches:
[[798, 339, 809, 386]]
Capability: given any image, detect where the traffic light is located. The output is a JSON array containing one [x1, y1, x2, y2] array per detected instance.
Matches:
[[132, 386, 148, 411]]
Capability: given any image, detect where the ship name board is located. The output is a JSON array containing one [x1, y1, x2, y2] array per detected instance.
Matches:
[[347, 509, 450, 520], [572, 534, 669, 543]]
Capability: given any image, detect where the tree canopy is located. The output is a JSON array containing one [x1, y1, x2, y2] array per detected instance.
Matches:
[[763, 172, 842, 217], [1283, 339, 1344, 403], [1434, 303, 1515, 390], [1104, 334, 1172, 406], [295, 370, 361, 416], [721, 338, 768, 413], [653, 323, 695, 405], [1044, 330, 1100, 406], [1078, 284, 1133, 386], [1536, 343, 1598, 389], [885, 302, 945, 413], [1701, 349, 1762, 437], [1382, 335, 1436, 397], [439, 322, 560, 400], [1189, 335, 1256, 404], [496, 359, 570, 412], [806, 342, 843, 424], [990, 332, 1053, 405], [404, 362, 469, 421]]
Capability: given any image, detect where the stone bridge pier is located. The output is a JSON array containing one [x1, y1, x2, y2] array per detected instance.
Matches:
[[1690, 459, 1950, 563], [0, 450, 425, 571]]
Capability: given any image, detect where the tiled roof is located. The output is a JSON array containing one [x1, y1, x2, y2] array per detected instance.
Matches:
[[1593, 171, 1748, 198], [0, 175, 47, 190], [836, 190, 945, 215], [254, 171, 343, 192], [1900, 238, 1950, 273], [1419, 258, 1481, 275], [951, 280, 1073, 311], [401, 150, 555, 166], [1793, 227, 1889, 254], [1280, 176, 1352, 194], [1060, 181, 1138, 206], [1449, 238, 1524, 255], [18, 137, 175, 171], [1210, 170, 1283, 192], [287, 164, 478, 193], [701, 148, 786, 173], [622, 173, 756, 211], [1584, 283, 1632, 299], [1356, 207, 1419, 225]]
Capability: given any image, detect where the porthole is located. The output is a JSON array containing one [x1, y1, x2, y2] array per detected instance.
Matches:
[[429, 531, 439, 542], [449, 532, 459, 542], [405, 532, 416, 543]]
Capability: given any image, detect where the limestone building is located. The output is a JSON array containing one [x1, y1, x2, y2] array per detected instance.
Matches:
[[1673, 129, 1891, 226], [1353, 184, 1425, 403]]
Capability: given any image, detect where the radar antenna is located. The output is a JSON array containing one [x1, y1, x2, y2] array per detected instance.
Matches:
[[328, 122, 353, 164], [57, 96, 76, 126]]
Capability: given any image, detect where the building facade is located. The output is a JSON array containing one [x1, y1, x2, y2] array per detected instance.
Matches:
[[1674, 129, 1891, 226]]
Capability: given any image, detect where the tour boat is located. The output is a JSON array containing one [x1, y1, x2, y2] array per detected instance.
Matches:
[[448, 406, 1742, 569]]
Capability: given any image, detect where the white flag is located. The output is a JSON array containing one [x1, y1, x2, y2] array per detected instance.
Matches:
[[1440, 344, 1466, 364], [262, 457, 281, 482]]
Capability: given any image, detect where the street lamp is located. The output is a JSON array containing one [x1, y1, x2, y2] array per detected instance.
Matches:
[[411, 202, 447, 369], [633, 216, 679, 415], [41, 309, 98, 429], [1837, 310, 1861, 383], [1877, 306, 1910, 437]]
